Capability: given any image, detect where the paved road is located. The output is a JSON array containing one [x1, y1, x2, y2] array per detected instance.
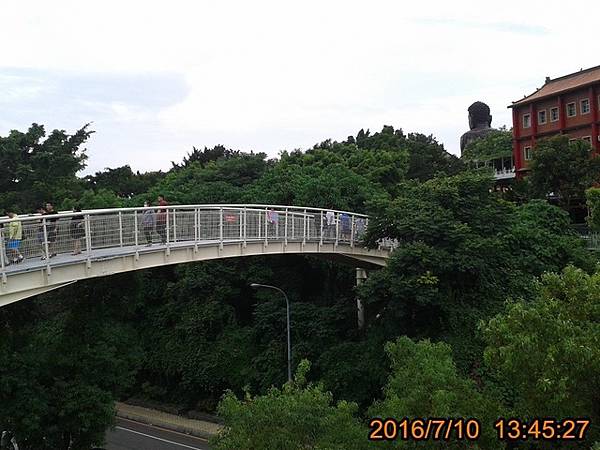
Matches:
[[105, 418, 211, 450]]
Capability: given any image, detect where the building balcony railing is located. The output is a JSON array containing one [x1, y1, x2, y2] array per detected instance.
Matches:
[[493, 167, 516, 180]]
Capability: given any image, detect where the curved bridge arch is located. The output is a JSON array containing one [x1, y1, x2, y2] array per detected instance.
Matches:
[[0, 204, 391, 306]]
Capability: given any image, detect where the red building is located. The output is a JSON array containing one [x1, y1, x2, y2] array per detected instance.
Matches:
[[509, 65, 600, 176]]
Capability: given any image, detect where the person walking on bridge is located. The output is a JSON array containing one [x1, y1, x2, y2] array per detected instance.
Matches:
[[42, 202, 59, 258], [69, 207, 85, 255], [6, 212, 24, 264], [325, 208, 335, 239], [142, 200, 155, 246], [156, 195, 168, 244]]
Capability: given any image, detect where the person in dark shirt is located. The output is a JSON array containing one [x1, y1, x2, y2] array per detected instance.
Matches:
[[42, 202, 59, 258]]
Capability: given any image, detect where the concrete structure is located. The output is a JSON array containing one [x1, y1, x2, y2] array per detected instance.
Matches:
[[115, 402, 222, 440], [509, 65, 600, 176], [0, 204, 392, 306]]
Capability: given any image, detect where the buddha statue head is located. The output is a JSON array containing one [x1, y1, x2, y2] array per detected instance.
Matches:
[[468, 101, 492, 130], [460, 101, 495, 154]]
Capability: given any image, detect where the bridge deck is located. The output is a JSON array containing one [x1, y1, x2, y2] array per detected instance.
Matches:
[[3, 238, 255, 276]]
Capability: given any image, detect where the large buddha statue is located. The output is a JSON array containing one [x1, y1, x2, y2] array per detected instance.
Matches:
[[460, 101, 496, 155]]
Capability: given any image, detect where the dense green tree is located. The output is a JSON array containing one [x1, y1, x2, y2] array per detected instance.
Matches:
[[328, 126, 463, 186], [461, 128, 512, 163], [212, 360, 369, 450], [314, 131, 410, 190], [316, 337, 388, 410], [481, 266, 600, 445], [529, 135, 600, 209], [402, 132, 465, 181], [84, 165, 165, 198], [134, 262, 258, 409], [0, 124, 91, 212], [61, 188, 125, 210], [586, 187, 600, 231], [360, 172, 592, 370], [141, 152, 270, 205], [369, 337, 502, 449], [172, 144, 244, 170], [0, 276, 142, 449], [246, 155, 385, 211], [133, 255, 361, 409]]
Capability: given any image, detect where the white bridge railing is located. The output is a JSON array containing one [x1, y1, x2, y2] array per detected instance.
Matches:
[[0, 204, 379, 280]]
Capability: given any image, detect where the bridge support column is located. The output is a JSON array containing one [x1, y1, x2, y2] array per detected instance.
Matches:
[[356, 268, 367, 329]]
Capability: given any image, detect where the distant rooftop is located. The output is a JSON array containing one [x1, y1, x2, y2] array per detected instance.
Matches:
[[509, 65, 600, 108]]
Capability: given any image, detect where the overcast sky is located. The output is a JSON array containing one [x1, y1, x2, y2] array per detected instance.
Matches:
[[2, 1, 599, 174]]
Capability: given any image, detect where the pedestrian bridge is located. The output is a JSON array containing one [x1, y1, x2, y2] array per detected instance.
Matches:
[[0, 204, 392, 306]]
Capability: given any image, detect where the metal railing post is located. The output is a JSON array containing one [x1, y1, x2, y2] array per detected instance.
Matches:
[[42, 218, 51, 274], [219, 207, 224, 249], [265, 208, 269, 246], [291, 212, 295, 240], [350, 215, 355, 248], [84, 214, 92, 268], [335, 212, 339, 247], [302, 209, 307, 245], [243, 207, 247, 247], [194, 207, 199, 251], [173, 209, 177, 243], [166, 209, 170, 245], [134, 211, 139, 248], [320, 211, 323, 246], [257, 211, 261, 239], [284, 208, 288, 246], [118, 212, 123, 247], [197, 208, 202, 241], [239, 209, 243, 241], [0, 228, 6, 283]]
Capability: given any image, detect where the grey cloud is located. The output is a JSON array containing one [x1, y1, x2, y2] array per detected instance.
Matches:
[[0, 68, 189, 110]]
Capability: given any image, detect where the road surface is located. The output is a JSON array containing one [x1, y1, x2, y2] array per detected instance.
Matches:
[[105, 417, 210, 450]]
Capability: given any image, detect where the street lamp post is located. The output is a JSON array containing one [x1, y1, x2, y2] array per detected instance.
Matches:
[[250, 283, 292, 383]]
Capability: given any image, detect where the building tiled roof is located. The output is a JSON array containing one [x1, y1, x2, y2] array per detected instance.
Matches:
[[509, 65, 600, 107]]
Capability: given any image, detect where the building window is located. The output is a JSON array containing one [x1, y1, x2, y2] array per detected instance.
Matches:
[[538, 110, 547, 124], [524, 146, 532, 161], [566, 102, 576, 117], [523, 114, 531, 128], [583, 136, 592, 145], [581, 98, 590, 115], [550, 107, 559, 122]]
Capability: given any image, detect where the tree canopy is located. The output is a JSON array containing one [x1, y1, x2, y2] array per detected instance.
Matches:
[[0, 123, 91, 212], [461, 128, 512, 162], [528, 135, 600, 209]]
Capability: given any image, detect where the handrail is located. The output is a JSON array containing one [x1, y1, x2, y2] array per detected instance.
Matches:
[[0, 203, 368, 224], [0, 204, 378, 279]]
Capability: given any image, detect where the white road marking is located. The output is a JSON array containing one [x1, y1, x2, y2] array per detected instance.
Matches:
[[117, 418, 209, 442], [115, 426, 205, 450]]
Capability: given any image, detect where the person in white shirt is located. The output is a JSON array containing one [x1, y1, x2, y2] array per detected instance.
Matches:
[[325, 209, 335, 239]]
